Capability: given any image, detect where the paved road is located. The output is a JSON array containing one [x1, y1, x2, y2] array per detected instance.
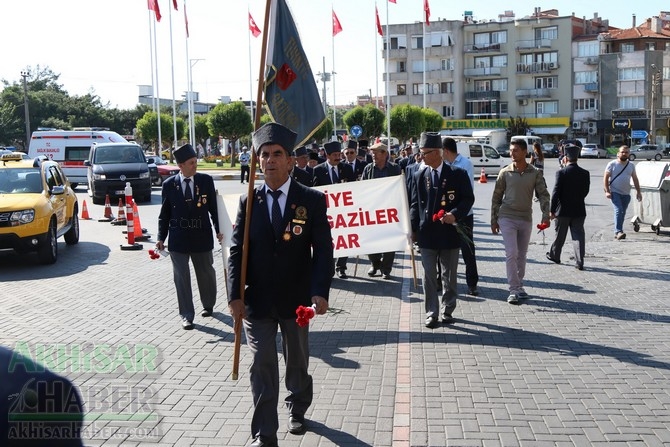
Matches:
[[2, 158, 670, 446]]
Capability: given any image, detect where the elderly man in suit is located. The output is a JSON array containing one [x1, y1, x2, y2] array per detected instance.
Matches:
[[228, 122, 333, 447], [312, 141, 356, 278], [157, 143, 223, 330], [343, 140, 367, 180], [546, 145, 591, 270], [290, 146, 313, 187], [409, 132, 474, 328]]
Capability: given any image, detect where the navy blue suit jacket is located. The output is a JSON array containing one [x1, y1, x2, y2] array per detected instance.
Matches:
[[158, 172, 220, 253], [227, 180, 333, 319], [312, 161, 356, 186], [409, 162, 475, 250], [291, 166, 313, 187], [551, 163, 590, 217]]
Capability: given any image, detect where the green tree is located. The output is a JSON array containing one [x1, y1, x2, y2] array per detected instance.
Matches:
[[342, 105, 385, 141], [136, 111, 176, 155], [422, 108, 444, 132], [388, 104, 425, 146], [312, 118, 332, 143], [507, 117, 528, 138], [192, 114, 212, 149], [207, 101, 253, 167]]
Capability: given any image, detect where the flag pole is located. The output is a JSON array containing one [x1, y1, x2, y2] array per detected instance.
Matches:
[[248, 7, 255, 125], [153, 15, 162, 154], [385, 0, 391, 149], [232, 0, 273, 381], [374, 3, 379, 108], [332, 4, 337, 141], [422, 21, 426, 109]]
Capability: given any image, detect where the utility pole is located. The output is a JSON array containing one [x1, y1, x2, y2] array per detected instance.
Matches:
[[20, 70, 31, 149], [649, 64, 661, 144], [317, 57, 331, 115]]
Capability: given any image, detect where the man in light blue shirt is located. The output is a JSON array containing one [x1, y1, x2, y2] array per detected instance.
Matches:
[[442, 137, 479, 295]]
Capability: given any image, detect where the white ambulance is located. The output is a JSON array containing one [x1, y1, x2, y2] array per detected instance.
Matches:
[[27, 128, 128, 188]]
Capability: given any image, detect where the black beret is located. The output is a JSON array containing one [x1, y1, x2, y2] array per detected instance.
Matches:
[[252, 122, 297, 155], [173, 143, 197, 164], [358, 139, 369, 148], [565, 145, 580, 161], [347, 140, 358, 150], [419, 132, 442, 149], [308, 152, 320, 161], [293, 146, 308, 157], [323, 141, 342, 155]]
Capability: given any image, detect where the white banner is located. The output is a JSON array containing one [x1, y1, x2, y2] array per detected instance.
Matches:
[[217, 175, 411, 258]]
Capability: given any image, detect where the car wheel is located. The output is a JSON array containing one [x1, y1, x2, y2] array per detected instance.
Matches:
[[654, 154, 662, 161], [64, 207, 80, 245], [629, 154, 636, 161], [38, 219, 58, 265]]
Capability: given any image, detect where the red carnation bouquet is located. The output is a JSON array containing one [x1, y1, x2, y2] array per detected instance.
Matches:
[[432, 209, 473, 249], [295, 304, 316, 327], [536, 222, 549, 233]]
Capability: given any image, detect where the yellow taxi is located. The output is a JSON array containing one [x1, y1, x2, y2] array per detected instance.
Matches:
[[0, 153, 79, 264]]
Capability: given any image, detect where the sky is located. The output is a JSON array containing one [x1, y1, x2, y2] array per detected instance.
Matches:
[[0, 1, 663, 111]]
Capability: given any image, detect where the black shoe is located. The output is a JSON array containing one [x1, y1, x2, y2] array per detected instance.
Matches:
[[425, 316, 438, 328], [287, 415, 306, 434], [337, 269, 348, 279], [201, 308, 213, 317], [382, 272, 391, 280], [575, 264, 584, 271], [249, 436, 278, 447], [545, 252, 560, 264], [442, 314, 455, 324], [467, 287, 479, 296], [367, 268, 378, 277], [181, 319, 194, 330]]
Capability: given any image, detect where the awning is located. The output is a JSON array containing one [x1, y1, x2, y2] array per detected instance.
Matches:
[[439, 129, 476, 136], [531, 126, 568, 135]]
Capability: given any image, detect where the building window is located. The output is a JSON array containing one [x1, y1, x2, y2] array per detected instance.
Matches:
[[618, 67, 644, 81], [535, 76, 558, 89], [440, 82, 454, 93], [398, 61, 406, 73], [577, 41, 599, 57], [412, 83, 425, 95], [492, 55, 507, 67], [621, 43, 634, 53], [492, 79, 507, 91], [442, 105, 455, 117], [618, 96, 644, 109], [441, 59, 454, 70], [662, 95, 670, 109], [386, 35, 407, 50], [411, 35, 424, 49], [646, 42, 656, 51], [500, 102, 508, 115], [474, 80, 491, 92], [573, 98, 598, 111], [535, 26, 558, 40], [411, 60, 425, 73], [397, 84, 406, 95], [575, 71, 597, 84], [536, 101, 558, 114]]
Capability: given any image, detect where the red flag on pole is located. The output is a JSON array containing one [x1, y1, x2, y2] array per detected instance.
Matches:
[[147, 0, 161, 22], [184, 1, 189, 37], [249, 12, 261, 37], [389, 0, 396, 3], [376, 6, 383, 36], [332, 9, 343, 36], [172, 0, 178, 10], [424, 0, 430, 25]]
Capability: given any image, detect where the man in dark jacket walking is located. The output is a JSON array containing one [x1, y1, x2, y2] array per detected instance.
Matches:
[[546, 145, 590, 270]]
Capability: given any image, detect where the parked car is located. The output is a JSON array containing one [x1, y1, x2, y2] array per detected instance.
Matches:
[[496, 145, 511, 157], [542, 143, 559, 158], [559, 139, 583, 149], [147, 155, 179, 186], [628, 144, 664, 161], [580, 144, 608, 159], [0, 152, 79, 264]]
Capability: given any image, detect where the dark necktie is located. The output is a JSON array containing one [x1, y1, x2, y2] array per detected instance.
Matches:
[[428, 169, 439, 208], [183, 178, 193, 204], [269, 190, 283, 238], [331, 166, 339, 184]]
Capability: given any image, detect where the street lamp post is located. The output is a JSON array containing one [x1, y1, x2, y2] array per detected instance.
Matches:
[[649, 64, 662, 144], [20, 70, 31, 149], [188, 59, 204, 149]]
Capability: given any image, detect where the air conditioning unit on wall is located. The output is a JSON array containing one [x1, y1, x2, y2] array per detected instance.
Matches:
[[588, 127, 597, 135], [587, 122, 597, 133], [572, 121, 582, 130], [519, 99, 528, 106]]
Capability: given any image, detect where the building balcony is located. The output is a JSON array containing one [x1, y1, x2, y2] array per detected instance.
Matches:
[[464, 66, 502, 77], [515, 38, 553, 50], [584, 57, 599, 65], [383, 72, 409, 82], [516, 62, 558, 74], [515, 88, 551, 99], [465, 90, 501, 100], [584, 82, 599, 92], [463, 43, 502, 53]]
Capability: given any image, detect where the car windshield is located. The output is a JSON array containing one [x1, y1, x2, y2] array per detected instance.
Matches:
[[94, 146, 144, 164], [0, 168, 43, 194]]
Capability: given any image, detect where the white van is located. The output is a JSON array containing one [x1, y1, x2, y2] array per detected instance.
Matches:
[[510, 135, 543, 156], [28, 129, 128, 188], [455, 142, 503, 178]]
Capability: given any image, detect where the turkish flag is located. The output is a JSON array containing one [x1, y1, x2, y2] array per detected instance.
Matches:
[[147, 0, 161, 22], [249, 12, 261, 37], [375, 6, 383, 36], [424, 0, 430, 25], [184, 1, 189, 37], [172, 0, 178, 10], [389, 0, 396, 3], [332, 9, 343, 36], [276, 63, 297, 90]]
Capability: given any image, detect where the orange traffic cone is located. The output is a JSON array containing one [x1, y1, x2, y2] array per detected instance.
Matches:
[[98, 194, 114, 222], [111, 198, 127, 226], [80, 200, 92, 220], [478, 167, 488, 184], [131, 202, 150, 241]]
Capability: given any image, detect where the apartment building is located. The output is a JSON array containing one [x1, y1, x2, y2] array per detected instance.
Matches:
[[382, 8, 668, 146]]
